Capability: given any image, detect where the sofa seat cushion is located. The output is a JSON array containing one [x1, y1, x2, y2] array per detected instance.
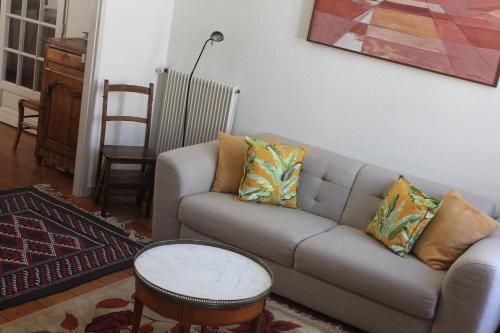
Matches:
[[295, 225, 445, 319], [178, 192, 336, 267]]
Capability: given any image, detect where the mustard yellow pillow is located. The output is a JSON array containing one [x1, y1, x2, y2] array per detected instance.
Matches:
[[365, 176, 441, 257], [414, 190, 498, 270], [237, 137, 307, 208], [211, 133, 279, 194], [211, 132, 248, 193]]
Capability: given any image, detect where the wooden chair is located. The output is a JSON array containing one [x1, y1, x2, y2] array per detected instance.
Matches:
[[94, 80, 156, 217], [13, 99, 41, 150]]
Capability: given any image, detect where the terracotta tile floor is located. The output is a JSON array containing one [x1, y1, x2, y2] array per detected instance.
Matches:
[[0, 123, 150, 323]]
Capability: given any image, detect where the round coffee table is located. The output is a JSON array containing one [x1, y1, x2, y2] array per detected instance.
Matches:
[[131, 240, 273, 333]]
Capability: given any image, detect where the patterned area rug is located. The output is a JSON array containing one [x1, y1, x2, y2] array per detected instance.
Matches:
[[0, 277, 349, 333], [0, 186, 145, 310]]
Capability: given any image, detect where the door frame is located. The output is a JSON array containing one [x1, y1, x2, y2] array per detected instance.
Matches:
[[72, 0, 103, 197]]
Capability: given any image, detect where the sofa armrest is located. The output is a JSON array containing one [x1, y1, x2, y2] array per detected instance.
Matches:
[[432, 228, 500, 333], [152, 141, 218, 241]]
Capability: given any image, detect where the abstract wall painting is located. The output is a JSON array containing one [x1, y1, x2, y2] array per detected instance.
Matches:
[[308, 0, 500, 87]]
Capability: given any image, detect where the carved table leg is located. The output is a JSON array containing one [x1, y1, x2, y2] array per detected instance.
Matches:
[[250, 313, 262, 333], [131, 298, 144, 333]]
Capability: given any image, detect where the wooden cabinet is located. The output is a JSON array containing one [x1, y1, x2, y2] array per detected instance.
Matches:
[[36, 38, 87, 173]]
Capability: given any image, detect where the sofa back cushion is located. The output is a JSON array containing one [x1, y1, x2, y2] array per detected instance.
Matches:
[[262, 135, 365, 222], [341, 165, 498, 230]]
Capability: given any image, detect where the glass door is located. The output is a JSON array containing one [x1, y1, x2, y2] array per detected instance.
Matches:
[[0, 0, 64, 127]]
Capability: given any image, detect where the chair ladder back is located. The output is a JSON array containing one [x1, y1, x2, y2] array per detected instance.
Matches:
[[100, 80, 155, 150], [100, 79, 110, 150], [144, 83, 154, 149]]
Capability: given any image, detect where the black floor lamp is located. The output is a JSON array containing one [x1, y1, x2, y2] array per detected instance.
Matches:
[[181, 31, 225, 147]]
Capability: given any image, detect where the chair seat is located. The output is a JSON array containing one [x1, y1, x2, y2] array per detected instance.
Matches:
[[101, 145, 157, 162]]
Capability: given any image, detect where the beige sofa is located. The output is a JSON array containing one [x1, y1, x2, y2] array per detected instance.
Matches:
[[152, 135, 500, 333]]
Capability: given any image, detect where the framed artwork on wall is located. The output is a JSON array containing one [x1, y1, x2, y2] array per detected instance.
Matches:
[[308, 0, 500, 87]]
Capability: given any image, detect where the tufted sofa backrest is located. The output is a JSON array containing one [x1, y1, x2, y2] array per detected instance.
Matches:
[[258, 134, 498, 227], [340, 165, 498, 230], [297, 146, 365, 222], [259, 134, 365, 222]]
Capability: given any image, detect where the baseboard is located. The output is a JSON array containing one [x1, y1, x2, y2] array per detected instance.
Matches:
[[73, 184, 95, 198], [0, 107, 37, 134], [0, 107, 18, 127]]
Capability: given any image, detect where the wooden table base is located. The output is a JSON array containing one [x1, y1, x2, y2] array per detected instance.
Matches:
[[132, 279, 266, 333]]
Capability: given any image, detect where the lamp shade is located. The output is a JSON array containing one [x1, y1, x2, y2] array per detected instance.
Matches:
[[210, 31, 224, 43]]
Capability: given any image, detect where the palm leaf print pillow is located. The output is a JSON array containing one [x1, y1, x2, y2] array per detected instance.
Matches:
[[365, 176, 441, 257], [237, 137, 308, 208]]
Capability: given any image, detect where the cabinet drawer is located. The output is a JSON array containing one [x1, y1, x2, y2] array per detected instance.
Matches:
[[46, 62, 84, 79], [46, 47, 84, 70]]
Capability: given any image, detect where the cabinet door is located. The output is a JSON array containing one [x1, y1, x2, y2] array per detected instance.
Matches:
[[43, 69, 83, 152]]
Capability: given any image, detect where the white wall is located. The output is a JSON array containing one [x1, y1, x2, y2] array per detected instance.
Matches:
[[66, 0, 92, 37], [166, 0, 500, 215], [73, 0, 174, 195]]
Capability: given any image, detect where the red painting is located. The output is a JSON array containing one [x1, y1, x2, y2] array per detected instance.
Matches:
[[308, 0, 500, 86]]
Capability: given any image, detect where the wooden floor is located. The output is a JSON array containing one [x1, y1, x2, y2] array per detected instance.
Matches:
[[0, 122, 151, 324]]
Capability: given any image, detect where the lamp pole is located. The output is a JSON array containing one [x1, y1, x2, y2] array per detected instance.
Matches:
[[181, 31, 224, 147]]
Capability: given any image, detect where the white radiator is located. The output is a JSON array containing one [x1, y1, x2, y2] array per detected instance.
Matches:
[[151, 68, 239, 152]]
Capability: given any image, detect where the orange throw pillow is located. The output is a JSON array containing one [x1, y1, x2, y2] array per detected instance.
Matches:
[[211, 132, 278, 194], [414, 190, 498, 270]]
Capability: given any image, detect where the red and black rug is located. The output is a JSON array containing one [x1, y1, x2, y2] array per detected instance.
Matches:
[[0, 186, 146, 310]]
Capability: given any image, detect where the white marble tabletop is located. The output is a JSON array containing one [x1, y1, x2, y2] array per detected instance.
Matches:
[[134, 242, 272, 302]]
